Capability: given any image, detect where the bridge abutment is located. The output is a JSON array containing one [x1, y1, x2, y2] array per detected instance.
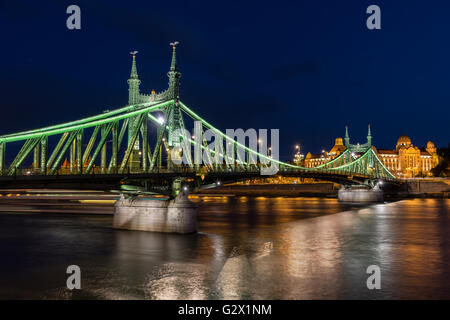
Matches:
[[338, 185, 384, 203], [113, 191, 197, 234]]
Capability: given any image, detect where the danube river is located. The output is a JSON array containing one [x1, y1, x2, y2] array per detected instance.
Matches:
[[0, 197, 449, 299]]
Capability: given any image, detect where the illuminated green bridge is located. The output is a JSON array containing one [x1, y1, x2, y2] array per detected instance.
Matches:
[[0, 44, 396, 197]]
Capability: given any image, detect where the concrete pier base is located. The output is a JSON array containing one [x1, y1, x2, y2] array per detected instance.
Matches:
[[113, 191, 198, 234], [338, 185, 384, 203]]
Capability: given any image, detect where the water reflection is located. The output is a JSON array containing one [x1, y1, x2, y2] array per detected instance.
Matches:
[[0, 198, 449, 299]]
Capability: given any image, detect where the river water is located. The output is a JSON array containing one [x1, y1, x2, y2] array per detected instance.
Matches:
[[0, 197, 449, 299]]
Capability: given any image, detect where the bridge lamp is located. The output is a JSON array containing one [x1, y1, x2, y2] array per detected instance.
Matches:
[[157, 116, 165, 125], [183, 186, 188, 191], [217, 181, 221, 186]]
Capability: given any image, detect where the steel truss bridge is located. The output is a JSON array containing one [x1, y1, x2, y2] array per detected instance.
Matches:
[[0, 44, 396, 196]]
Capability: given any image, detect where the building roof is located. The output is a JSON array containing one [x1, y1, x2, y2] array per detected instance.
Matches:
[[397, 135, 411, 145], [378, 149, 397, 155]]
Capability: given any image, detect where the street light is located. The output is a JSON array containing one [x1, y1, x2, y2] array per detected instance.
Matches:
[[157, 116, 165, 125]]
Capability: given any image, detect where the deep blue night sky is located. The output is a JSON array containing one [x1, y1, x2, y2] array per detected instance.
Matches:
[[0, 0, 449, 160]]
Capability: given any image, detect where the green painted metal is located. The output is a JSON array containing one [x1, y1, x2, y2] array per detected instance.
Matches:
[[47, 132, 69, 169], [76, 131, 83, 174], [49, 130, 78, 175], [33, 144, 39, 170], [8, 138, 40, 175], [142, 115, 149, 172], [83, 126, 100, 165], [0, 104, 140, 140], [85, 123, 114, 174], [110, 121, 118, 174], [0, 141, 4, 174], [70, 140, 75, 174], [119, 114, 145, 173], [118, 118, 129, 150], [0, 100, 172, 143], [101, 125, 107, 173], [149, 119, 167, 171], [40, 136, 47, 174]]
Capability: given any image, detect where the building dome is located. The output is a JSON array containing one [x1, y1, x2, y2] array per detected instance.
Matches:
[[427, 141, 435, 149], [397, 135, 411, 145]]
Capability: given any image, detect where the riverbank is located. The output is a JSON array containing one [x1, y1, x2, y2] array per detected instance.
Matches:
[[197, 181, 450, 198]]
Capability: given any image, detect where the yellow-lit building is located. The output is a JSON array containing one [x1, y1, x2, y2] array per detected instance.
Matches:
[[304, 137, 346, 168], [303, 135, 439, 177], [376, 136, 438, 178]]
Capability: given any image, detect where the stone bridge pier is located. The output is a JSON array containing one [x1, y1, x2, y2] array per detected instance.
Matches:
[[113, 191, 198, 234], [338, 184, 384, 203]]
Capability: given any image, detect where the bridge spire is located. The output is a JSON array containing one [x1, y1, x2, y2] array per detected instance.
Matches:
[[367, 124, 372, 146], [170, 41, 179, 71], [167, 41, 181, 100], [344, 126, 350, 147], [166, 42, 183, 150], [127, 51, 141, 105]]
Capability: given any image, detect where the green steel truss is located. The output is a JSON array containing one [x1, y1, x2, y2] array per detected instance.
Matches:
[[0, 44, 396, 184]]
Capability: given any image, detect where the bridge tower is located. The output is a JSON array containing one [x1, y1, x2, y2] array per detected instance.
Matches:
[[127, 51, 142, 170], [166, 42, 182, 145], [165, 42, 185, 169], [338, 124, 384, 203]]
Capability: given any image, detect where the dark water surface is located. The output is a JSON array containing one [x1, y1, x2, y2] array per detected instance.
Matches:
[[0, 197, 449, 299]]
